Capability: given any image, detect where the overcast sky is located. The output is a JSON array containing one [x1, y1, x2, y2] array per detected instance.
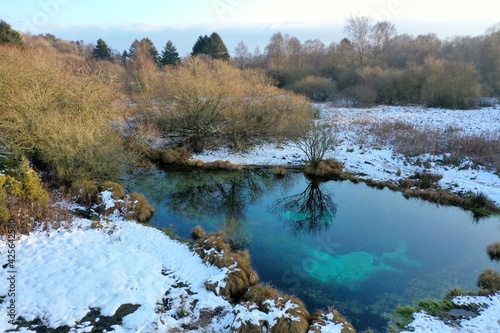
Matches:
[[1, 0, 498, 56]]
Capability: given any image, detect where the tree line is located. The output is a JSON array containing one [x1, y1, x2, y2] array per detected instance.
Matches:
[[3, 17, 500, 109]]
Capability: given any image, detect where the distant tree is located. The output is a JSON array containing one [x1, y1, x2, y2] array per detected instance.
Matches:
[[192, 35, 210, 56], [129, 38, 159, 64], [207, 32, 230, 60], [160, 40, 181, 66], [234, 41, 251, 68], [191, 33, 230, 60], [370, 21, 396, 62], [0, 20, 22, 46], [92, 38, 112, 61], [344, 15, 372, 66]]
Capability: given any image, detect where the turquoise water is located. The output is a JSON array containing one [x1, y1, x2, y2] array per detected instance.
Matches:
[[126, 168, 500, 332]]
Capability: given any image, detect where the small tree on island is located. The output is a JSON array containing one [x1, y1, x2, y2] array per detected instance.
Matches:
[[293, 122, 338, 168], [160, 40, 181, 66]]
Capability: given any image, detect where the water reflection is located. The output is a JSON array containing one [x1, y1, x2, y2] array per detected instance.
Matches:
[[272, 180, 337, 236]]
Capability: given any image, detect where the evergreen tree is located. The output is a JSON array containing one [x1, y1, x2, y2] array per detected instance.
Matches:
[[208, 32, 230, 60], [191, 33, 229, 60], [160, 40, 181, 66], [191, 35, 210, 56], [0, 20, 22, 46], [92, 38, 112, 61]]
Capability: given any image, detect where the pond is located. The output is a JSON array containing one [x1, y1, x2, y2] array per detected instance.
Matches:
[[125, 168, 500, 332]]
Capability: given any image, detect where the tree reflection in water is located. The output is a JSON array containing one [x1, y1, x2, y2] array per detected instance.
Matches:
[[272, 180, 336, 236]]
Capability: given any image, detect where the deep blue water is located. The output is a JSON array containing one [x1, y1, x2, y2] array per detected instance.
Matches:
[[125, 168, 500, 332]]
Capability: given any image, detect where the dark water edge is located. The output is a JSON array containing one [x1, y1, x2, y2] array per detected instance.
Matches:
[[124, 167, 500, 332]]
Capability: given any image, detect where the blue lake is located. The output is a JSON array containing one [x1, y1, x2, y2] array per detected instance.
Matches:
[[126, 168, 500, 332]]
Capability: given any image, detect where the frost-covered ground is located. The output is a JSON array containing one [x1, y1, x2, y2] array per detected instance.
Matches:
[[194, 103, 500, 206]]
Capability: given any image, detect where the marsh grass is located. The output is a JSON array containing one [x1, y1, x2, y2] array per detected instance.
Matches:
[[192, 226, 259, 301], [123, 192, 154, 223], [304, 159, 344, 179], [477, 269, 500, 295], [487, 242, 500, 261], [309, 308, 356, 333], [367, 120, 500, 171]]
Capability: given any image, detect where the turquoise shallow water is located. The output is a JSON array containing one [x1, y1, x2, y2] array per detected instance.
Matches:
[[126, 168, 500, 332]]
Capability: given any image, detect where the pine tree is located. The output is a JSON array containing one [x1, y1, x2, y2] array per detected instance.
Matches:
[[208, 32, 230, 60], [191, 33, 230, 60], [160, 40, 181, 66], [191, 35, 210, 56], [92, 38, 112, 61], [0, 20, 22, 46]]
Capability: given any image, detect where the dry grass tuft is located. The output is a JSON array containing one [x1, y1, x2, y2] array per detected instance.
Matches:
[[203, 160, 244, 171], [99, 181, 126, 200], [271, 295, 310, 333], [241, 284, 282, 310], [305, 159, 344, 179], [191, 225, 207, 240], [477, 268, 500, 295], [194, 227, 259, 301], [123, 192, 154, 223], [71, 179, 99, 207], [273, 167, 287, 177], [309, 308, 356, 333], [487, 242, 500, 261]]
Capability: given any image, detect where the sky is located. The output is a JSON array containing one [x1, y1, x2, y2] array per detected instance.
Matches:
[[1, 0, 499, 56]]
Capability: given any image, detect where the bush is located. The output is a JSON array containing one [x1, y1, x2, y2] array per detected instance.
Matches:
[[287, 76, 336, 101], [273, 167, 287, 177], [487, 242, 500, 260], [477, 268, 500, 295], [422, 57, 482, 109], [305, 159, 344, 179], [203, 160, 244, 171], [0, 46, 127, 185], [99, 181, 126, 200]]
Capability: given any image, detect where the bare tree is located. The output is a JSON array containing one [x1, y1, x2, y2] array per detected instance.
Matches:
[[293, 122, 338, 167], [233, 40, 251, 69], [370, 21, 396, 62], [344, 15, 372, 66]]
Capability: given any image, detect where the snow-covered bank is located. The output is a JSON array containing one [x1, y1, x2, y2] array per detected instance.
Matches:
[[0, 215, 348, 332], [194, 104, 500, 206], [401, 293, 500, 333]]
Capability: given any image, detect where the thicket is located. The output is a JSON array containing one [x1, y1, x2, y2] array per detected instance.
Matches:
[[235, 19, 500, 108], [130, 56, 314, 152], [0, 45, 128, 185]]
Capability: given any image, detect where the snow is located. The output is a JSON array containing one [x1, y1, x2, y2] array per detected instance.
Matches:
[[401, 293, 500, 333], [194, 103, 500, 206]]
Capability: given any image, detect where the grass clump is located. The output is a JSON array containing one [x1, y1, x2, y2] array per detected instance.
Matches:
[[99, 181, 126, 200], [304, 159, 344, 179], [192, 226, 259, 301], [487, 242, 500, 261], [71, 179, 99, 208], [203, 160, 244, 171], [273, 166, 287, 177], [477, 269, 500, 295], [123, 192, 154, 223], [309, 308, 356, 333]]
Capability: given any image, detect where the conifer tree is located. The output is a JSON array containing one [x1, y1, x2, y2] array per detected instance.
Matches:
[[92, 38, 112, 61], [160, 40, 181, 66], [191, 33, 230, 60], [129, 38, 159, 64], [0, 20, 22, 46]]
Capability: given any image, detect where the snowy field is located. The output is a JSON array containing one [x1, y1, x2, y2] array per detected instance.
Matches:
[[194, 103, 500, 206]]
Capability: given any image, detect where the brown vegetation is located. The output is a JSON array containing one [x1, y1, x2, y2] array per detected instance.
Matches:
[[305, 159, 344, 179], [477, 269, 500, 295], [487, 242, 500, 261], [123, 192, 155, 223], [309, 308, 356, 333], [192, 226, 259, 301]]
